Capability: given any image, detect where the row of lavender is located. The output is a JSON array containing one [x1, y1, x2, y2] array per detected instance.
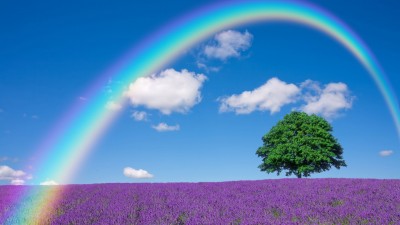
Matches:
[[1, 179, 400, 224]]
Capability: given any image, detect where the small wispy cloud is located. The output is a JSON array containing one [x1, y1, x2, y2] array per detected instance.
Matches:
[[152, 123, 180, 132], [11, 179, 25, 185], [78, 96, 87, 101], [105, 101, 123, 111], [0, 108, 4, 113], [22, 113, 40, 120], [196, 30, 253, 72], [196, 61, 221, 73], [0, 157, 18, 163], [204, 30, 253, 60], [131, 111, 148, 121], [104, 78, 124, 96], [40, 180, 59, 185], [123, 167, 154, 179], [379, 150, 394, 157]]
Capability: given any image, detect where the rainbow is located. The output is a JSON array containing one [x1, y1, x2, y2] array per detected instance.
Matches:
[[5, 0, 399, 223]]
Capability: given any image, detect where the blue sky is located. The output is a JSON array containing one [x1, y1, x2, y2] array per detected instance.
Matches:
[[0, 0, 399, 185]]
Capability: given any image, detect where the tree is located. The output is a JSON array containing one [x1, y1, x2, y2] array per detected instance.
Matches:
[[256, 111, 346, 178]]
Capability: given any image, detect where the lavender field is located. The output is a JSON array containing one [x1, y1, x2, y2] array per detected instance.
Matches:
[[1, 179, 400, 224]]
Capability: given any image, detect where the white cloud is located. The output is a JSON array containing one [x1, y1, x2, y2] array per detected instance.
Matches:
[[0, 157, 18, 163], [22, 113, 41, 120], [79, 96, 87, 101], [105, 101, 123, 111], [300, 80, 354, 119], [196, 61, 221, 73], [11, 179, 25, 185], [0, 165, 31, 184], [123, 167, 154, 179], [104, 78, 122, 95], [40, 180, 59, 185], [219, 77, 300, 114], [152, 123, 180, 132], [131, 111, 148, 121], [125, 69, 207, 115], [204, 30, 253, 60], [218, 78, 354, 119], [379, 150, 394, 157], [0, 165, 26, 180]]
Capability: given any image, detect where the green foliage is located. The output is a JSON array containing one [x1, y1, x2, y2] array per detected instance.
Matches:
[[330, 199, 344, 207], [256, 111, 346, 178]]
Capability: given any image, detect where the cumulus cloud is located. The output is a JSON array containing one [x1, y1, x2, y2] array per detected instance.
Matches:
[[0, 165, 31, 184], [204, 30, 253, 60], [11, 179, 25, 185], [131, 111, 148, 121], [152, 123, 180, 132], [300, 80, 354, 119], [219, 77, 300, 114], [40, 180, 59, 185], [0, 165, 26, 180], [123, 167, 154, 179], [105, 101, 123, 111], [379, 150, 394, 157], [219, 78, 354, 119], [125, 69, 207, 115]]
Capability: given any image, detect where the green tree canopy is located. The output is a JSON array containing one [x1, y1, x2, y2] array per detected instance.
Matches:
[[256, 111, 346, 178]]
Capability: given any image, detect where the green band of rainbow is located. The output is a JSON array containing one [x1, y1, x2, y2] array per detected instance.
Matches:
[[5, 0, 399, 223]]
